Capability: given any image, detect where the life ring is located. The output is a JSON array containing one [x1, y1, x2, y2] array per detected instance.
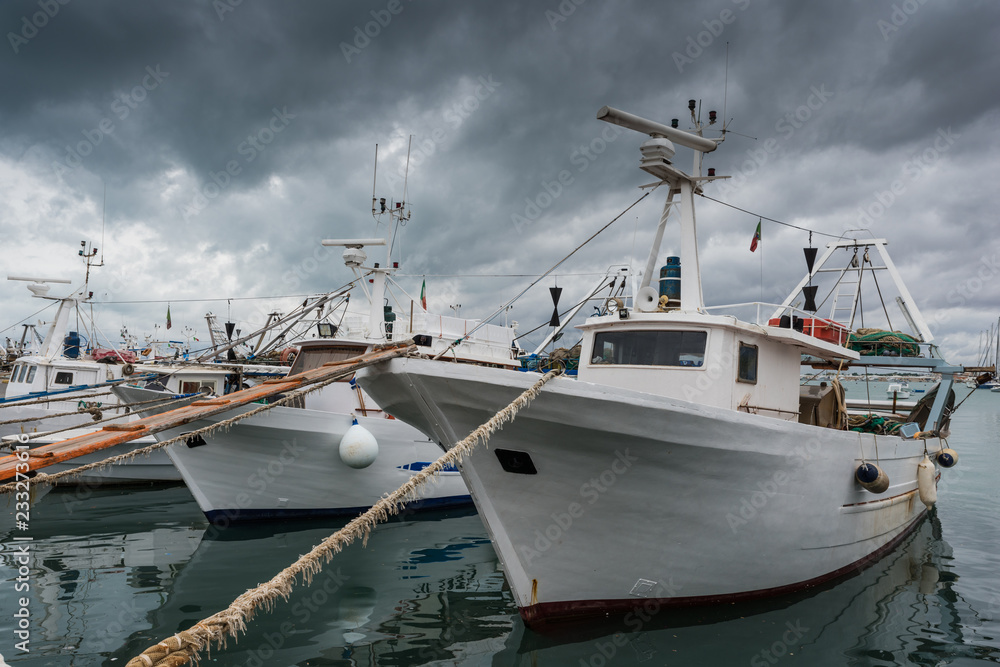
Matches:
[[122, 363, 135, 376], [280, 347, 299, 365]]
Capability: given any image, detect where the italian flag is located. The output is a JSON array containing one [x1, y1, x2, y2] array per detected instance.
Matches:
[[750, 221, 761, 252], [420, 280, 427, 311]]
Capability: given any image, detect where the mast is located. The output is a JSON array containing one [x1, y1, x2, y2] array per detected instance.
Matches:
[[596, 105, 722, 312]]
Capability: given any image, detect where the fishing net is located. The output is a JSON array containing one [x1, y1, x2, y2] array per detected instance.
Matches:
[[847, 328, 921, 357]]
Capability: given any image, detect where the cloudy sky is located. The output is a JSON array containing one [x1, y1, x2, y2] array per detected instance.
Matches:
[[1, 0, 998, 364]]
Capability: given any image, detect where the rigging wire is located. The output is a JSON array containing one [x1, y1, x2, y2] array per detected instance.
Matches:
[[698, 192, 843, 239], [99, 284, 359, 305], [0, 301, 58, 335], [434, 188, 656, 357]]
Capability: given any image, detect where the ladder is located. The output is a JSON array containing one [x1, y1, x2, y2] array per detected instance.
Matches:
[[205, 313, 229, 349], [829, 262, 862, 326]]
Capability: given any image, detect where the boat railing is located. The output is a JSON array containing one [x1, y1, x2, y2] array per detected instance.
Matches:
[[706, 301, 850, 338], [704, 301, 948, 362]]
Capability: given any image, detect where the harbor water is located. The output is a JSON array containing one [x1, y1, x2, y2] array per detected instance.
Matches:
[[2, 382, 999, 666]]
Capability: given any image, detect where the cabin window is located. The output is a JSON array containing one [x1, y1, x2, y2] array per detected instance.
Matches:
[[12, 365, 24, 382], [181, 381, 217, 395], [591, 330, 707, 367], [289, 345, 368, 376], [738, 343, 758, 384], [25, 367, 36, 383], [54, 371, 74, 385]]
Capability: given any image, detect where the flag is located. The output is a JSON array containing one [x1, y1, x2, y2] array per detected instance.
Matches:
[[750, 221, 761, 252], [166, 305, 172, 329], [420, 280, 427, 310]]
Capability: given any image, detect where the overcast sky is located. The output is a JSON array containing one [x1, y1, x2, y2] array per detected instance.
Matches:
[[1, 0, 998, 364]]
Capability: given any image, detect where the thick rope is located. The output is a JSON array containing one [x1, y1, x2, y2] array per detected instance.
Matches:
[[0, 373, 160, 409], [0, 392, 209, 453], [0, 345, 412, 493], [125, 368, 562, 667], [0, 405, 105, 427]]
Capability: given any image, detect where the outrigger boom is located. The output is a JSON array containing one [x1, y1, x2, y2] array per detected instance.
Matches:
[[0, 343, 415, 483]]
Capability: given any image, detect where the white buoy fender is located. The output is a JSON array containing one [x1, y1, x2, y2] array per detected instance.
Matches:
[[339, 423, 378, 469], [917, 455, 937, 508]]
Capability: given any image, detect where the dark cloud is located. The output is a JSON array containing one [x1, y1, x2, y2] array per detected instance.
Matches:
[[1, 0, 998, 362]]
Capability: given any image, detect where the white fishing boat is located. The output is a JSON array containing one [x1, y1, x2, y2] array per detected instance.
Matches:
[[886, 381, 911, 399], [2, 270, 288, 485], [357, 104, 967, 628], [115, 185, 522, 522]]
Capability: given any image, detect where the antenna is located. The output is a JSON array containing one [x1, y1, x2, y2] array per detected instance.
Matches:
[[402, 134, 412, 211], [101, 181, 106, 264], [371, 144, 379, 217], [723, 43, 729, 133]]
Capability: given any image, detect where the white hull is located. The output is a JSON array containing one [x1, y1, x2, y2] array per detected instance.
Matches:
[[2, 420, 181, 485], [116, 386, 470, 523], [358, 358, 936, 627]]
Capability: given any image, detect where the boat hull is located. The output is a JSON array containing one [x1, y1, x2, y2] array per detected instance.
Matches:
[[1, 401, 181, 485], [115, 386, 471, 523], [357, 357, 935, 628]]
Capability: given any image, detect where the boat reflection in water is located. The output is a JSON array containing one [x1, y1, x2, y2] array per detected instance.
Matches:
[[109, 503, 514, 665], [496, 511, 998, 666], [0, 486, 205, 663], [4, 488, 996, 665]]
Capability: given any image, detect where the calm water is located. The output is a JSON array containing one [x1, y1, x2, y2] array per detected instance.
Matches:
[[1, 381, 999, 666]]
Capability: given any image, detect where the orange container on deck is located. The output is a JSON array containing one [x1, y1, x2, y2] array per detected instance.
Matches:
[[767, 317, 848, 346]]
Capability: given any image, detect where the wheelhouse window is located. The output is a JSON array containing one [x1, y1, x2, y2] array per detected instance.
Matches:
[[591, 330, 707, 367], [54, 371, 74, 385], [25, 366, 36, 383], [181, 381, 217, 395], [738, 343, 758, 384], [13, 365, 24, 382]]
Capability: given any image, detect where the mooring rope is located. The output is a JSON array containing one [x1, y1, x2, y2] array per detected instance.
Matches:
[[0, 389, 117, 409], [0, 404, 105, 427], [123, 368, 562, 667], [0, 373, 161, 409], [0, 344, 414, 493], [0, 389, 187, 430], [0, 392, 209, 453]]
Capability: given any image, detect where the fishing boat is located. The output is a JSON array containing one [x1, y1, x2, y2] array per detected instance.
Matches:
[[886, 381, 911, 399], [1, 273, 287, 484], [115, 189, 522, 522], [357, 104, 967, 628]]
